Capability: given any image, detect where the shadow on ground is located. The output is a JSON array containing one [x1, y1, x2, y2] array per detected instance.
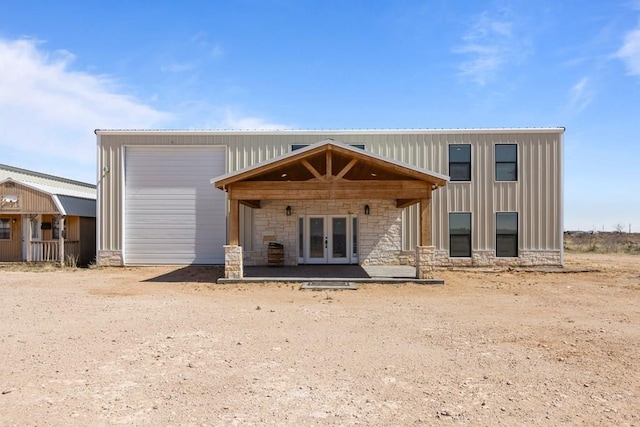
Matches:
[[143, 265, 224, 283], [244, 265, 371, 278]]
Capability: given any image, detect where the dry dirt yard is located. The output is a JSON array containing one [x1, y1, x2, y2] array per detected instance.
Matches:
[[0, 253, 638, 426]]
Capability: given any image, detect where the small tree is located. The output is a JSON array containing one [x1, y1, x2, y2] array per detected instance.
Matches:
[[614, 223, 625, 233]]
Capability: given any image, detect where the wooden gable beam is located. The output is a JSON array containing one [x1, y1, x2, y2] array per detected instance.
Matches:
[[326, 148, 332, 181], [334, 158, 358, 181], [301, 159, 325, 181], [228, 180, 433, 200]]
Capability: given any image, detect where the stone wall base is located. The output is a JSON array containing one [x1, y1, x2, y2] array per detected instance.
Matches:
[[224, 245, 244, 279], [434, 250, 562, 267], [97, 250, 124, 267]]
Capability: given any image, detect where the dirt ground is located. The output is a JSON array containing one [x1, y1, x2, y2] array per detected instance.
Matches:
[[0, 253, 638, 426]]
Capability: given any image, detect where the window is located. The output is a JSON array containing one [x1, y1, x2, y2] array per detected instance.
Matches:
[[495, 144, 517, 181], [291, 143, 365, 151], [0, 219, 10, 240], [52, 217, 65, 240], [496, 212, 518, 257], [298, 217, 304, 259], [449, 213, 471, 257], [31, 217, 41, 240], [449, 144, 471, 181]]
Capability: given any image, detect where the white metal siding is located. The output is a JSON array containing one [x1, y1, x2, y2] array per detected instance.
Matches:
[[98, 129, 563, 262], [124, 146, 226, 264]]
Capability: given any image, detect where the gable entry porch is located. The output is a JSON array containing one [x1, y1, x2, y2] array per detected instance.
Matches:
[[213, 140, 448, 280]]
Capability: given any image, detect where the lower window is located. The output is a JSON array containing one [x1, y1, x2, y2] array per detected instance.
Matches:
[[496, 212, 518, 257], [449, 213, 471, 257], [0, 218, 10, 240]]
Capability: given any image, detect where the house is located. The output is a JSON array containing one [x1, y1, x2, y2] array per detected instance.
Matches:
[[0, 164, 96, 266], [95, 128, 564, 278]]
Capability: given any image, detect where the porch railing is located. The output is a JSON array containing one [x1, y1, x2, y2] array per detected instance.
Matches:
[[29, 240, 80, 263]]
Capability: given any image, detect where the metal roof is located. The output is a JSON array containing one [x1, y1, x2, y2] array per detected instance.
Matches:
[[96, 127, 565, 136], [0, 178, 96, 217], [55, 195, 96, 218], [0, 164, 95, 190]]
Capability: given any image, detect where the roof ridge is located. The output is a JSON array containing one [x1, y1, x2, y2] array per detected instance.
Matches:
[[0, 164, 95, 189]]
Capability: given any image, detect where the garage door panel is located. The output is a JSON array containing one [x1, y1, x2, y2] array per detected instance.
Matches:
[[125, 147, 226, 265]]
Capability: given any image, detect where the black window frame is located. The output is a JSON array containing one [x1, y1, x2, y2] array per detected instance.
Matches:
[[0, 218, 10, 240], [449, 144, 471, 182], [449, 212, 472, 257], [496, 212, 518, 257], [495, 144, 518, 181]]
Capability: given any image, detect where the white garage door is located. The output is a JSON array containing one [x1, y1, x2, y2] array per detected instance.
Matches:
[[125, 146, 226, 264]]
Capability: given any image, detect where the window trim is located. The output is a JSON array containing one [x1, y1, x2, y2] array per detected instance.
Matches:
[[449, 212, 472, 257], [449, 144, 471, 182], [496, 212, 518, 257], [495, 144, 518, 182]]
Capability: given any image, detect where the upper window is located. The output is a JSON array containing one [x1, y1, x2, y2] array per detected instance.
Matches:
[[0, 219, 10, 240], [495, 144, 517, 181], [449, 213, 471, 257], [496, 212, 518, 257], [449, 144, 471, 181], [292, 144, 365, 151]]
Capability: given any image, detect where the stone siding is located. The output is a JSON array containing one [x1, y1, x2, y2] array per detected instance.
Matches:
[[433, 249, 561, 267], [97, 250, 123, 267], [244, 199, 406, 266], [224, 245, 243, 279]]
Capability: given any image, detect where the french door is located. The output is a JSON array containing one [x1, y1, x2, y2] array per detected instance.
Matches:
[[300, 215, 358, 264]]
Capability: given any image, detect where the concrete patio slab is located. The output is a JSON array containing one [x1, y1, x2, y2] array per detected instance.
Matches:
[[217, 264, 444, 285]]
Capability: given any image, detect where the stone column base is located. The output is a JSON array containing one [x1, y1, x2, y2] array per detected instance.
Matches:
[[97, 250, 124, 266], [224, 245, 244, 279], [415, 246, 436, 279]]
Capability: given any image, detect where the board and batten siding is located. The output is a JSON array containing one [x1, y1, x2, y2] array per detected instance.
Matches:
[[97, 129, 563, 264], [0, 182, 59, 214]]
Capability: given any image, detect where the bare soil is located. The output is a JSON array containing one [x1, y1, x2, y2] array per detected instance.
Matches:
[[1, 253, 639, 426]]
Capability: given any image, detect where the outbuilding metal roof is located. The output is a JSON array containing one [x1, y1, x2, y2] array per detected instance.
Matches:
[[55, 195, 96, 218]]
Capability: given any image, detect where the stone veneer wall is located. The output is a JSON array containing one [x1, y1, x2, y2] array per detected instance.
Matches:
[[243, 199, 408, 266], [434, 249, 561, 267], [224, 245, 243, 279], [97, 250, 124, 266]]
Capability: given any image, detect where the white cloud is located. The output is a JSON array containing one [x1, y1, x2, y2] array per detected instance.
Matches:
[[453, 10, 529, 86], [568, 77, 594, 113], [0, 38, 292, 182], [616, 27, 640, 76], [0, 38, 171, 181], [214, 107, 292, 130]]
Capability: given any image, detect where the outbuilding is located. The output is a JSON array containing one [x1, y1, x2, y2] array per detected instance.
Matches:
[[95, 128, 564, 278], [0, 164, 96, 266]]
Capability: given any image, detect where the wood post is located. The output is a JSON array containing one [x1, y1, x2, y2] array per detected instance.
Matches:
[[59, 216, 65, 267], [229, 198, 239, 245], [26, 215, 32, 262], [420, 192, 432, 246]]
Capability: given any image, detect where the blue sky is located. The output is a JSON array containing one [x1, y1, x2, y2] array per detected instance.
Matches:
[[1, 1, 639, 231]]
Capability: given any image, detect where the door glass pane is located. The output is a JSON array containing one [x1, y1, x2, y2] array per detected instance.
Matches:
[[332, 218, 347, 258], [31, 217, 41, 240], [298, 217, 304, 258], [352, 217, 358, 257], [309, 218, 324, 258]]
